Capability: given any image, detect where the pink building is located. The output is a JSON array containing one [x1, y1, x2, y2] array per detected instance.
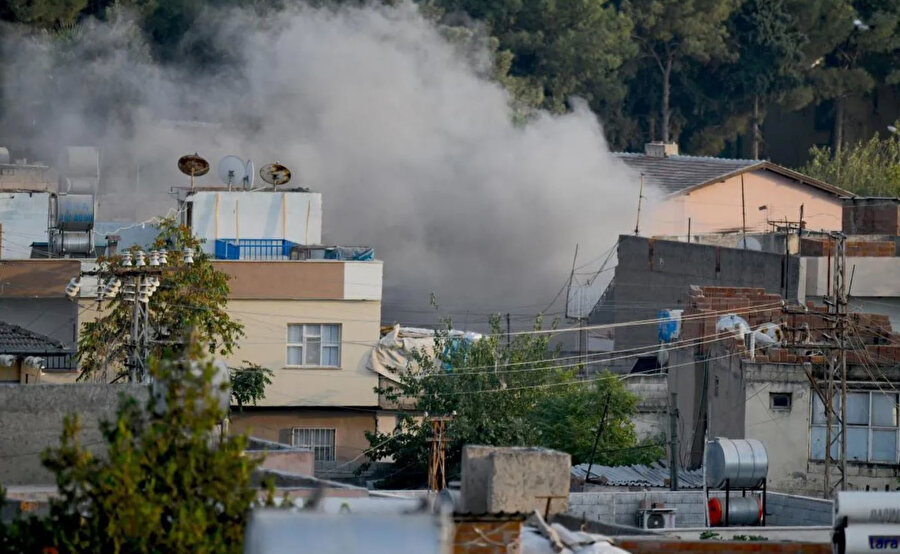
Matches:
[[617, 143, 851, 238]]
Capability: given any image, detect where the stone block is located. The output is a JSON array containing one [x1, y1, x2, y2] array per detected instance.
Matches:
[[461, 445, 570, 516]]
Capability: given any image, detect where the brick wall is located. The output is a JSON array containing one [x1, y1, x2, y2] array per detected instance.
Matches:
[[800, 237, 897, 257]]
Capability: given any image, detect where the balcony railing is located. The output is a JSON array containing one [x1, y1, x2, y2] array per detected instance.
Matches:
[[214, 239, 297, 260]]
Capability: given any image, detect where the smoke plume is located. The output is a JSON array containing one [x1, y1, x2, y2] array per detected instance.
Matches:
[[1, 3, 645, 327]]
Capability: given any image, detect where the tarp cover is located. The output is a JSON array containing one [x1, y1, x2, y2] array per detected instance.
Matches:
[[367, 325, 482, 383]]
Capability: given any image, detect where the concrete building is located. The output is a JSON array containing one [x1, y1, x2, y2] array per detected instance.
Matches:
[[170, 187, 384, 479], [669, 285, 900, 497], [0, 321, 74, 383], [0, 259, 82, 357], [618, 142, 850, 238], [589, 235, 799, 372]]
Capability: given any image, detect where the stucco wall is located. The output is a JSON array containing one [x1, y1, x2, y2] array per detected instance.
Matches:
[[0, 192, 50, 259], [0, 384, 147, 485], [225, 299, 381, 407], [230, 408, 375, 470], [744, 362, 812, 494], [648, 169, 843, 237]]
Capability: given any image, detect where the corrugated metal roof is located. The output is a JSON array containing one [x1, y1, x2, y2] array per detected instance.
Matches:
[[572, 461, 705, 489], [615, 153, 761, 195], [0, 321, 69, 355]]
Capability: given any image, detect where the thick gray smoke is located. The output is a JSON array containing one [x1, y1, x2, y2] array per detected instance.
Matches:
[[1, 3, 644, 327]]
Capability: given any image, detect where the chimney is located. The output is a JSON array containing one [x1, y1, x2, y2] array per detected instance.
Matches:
[[105, 234, 120, 257], [645, 141, 679, 158]]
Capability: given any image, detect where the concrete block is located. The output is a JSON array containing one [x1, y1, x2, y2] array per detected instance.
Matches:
[[461, 445, 570, 516]]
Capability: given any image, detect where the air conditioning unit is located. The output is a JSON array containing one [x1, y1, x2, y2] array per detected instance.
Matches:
[[637, 507, 677, 530]]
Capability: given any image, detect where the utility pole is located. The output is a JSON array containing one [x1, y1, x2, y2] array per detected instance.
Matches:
[[584, 391, 612, 489], [823, 233, 848, 497], [426, 415, 453, 491], [669, 392, 679, 491]]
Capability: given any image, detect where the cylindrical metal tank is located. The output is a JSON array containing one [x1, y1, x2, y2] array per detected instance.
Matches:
[[55, 194, 94, 231], [706, 438, 768, 489], [708, 496, 762, 526], [51, 232, 92, 254], [836, 492, 900, 525], [0, 147, 10, 164]]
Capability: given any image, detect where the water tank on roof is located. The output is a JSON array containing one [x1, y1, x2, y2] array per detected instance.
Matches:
[[0, 147, 10, 164], [706, 437, 768, 489], [55, 194, 95, 231]]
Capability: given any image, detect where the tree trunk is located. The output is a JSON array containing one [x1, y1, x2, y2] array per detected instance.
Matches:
[[833, 96, 845, 154], [752, 94, 760, 160], [661, 56, 672, 143]]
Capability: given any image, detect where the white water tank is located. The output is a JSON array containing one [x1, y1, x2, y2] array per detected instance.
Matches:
[[706, 437, 768, 489]]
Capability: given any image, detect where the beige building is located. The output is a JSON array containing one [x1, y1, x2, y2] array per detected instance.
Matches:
[[616, 142, 850, 237], [219, 259, 386, 477]]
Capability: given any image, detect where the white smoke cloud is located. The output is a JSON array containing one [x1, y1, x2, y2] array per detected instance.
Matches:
[[1, 2, 645, 327]]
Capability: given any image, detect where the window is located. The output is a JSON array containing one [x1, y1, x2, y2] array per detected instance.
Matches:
[[292, 428, 336, 462], [810, 392, 899, 463], [286, 324, 341, 367], [770, 392, 792, 411]]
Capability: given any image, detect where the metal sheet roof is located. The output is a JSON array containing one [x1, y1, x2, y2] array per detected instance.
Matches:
[[572, 461, 705, 489]]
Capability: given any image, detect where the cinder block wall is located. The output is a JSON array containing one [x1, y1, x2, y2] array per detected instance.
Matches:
[[0, 384, 148, 485], [567, 490, 833, 528]]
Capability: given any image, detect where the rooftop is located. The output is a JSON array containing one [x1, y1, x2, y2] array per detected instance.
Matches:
[[0, 321, 70, 355], [572, 461, 705, 489], [614, 152, 848, 198]]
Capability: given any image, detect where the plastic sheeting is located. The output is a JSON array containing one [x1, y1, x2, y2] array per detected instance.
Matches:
[[324, 246, 375, 261], [657, 309, 683, 342], [367, 325, 482, 383]]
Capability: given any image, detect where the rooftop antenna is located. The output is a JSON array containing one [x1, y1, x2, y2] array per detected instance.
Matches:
[[243, 160, 255, 190], [634, 173, 645, 235], [177, 153, 209, 189], [259, 162, 292, 189], [218, 155, 246, 191]]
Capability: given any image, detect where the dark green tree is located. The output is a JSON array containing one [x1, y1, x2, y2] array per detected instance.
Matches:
[[1, 0, 87, 28], [434, 0, 636, 128], [623, 0, 739, 143], [0, 333, 268, 553], [362, 316, 656, 488]]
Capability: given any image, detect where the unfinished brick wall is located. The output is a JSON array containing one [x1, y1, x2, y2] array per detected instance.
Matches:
[[680, 286, 900, 365], [800, 237, 897, 257]]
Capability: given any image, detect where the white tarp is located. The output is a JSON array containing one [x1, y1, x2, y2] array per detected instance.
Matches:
[[367, 325, 482, 383]]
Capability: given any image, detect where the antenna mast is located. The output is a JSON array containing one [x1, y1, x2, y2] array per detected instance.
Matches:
[[634, 173, 645, 236]]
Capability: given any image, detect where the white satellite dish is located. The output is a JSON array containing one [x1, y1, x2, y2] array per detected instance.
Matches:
[[737, 236, 763, 251], [218, 155, 246, 190], [243, 160, 255, 190]]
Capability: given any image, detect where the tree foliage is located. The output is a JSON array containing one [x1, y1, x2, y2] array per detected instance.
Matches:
[[0, 333, 266, 553], [362, 315, 660, 489], [77, 218, 244, 382], [800, 130, 900, 196]]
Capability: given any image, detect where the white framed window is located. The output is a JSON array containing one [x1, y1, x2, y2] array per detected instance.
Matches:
[[810, 391, 899, 463], [286, 324, 341, 367], [292, 428, 336, 462]]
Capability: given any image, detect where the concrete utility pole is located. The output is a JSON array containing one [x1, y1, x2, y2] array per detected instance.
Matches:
[[669, 392, 679, 491]]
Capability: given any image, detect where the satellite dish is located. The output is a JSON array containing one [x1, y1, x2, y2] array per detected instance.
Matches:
[[218, 155, 246, 190], [737, 236, 763, 251], [243, 160, 255, 190], [177, 153, 209, 189], [259, 162, 292, 187]]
